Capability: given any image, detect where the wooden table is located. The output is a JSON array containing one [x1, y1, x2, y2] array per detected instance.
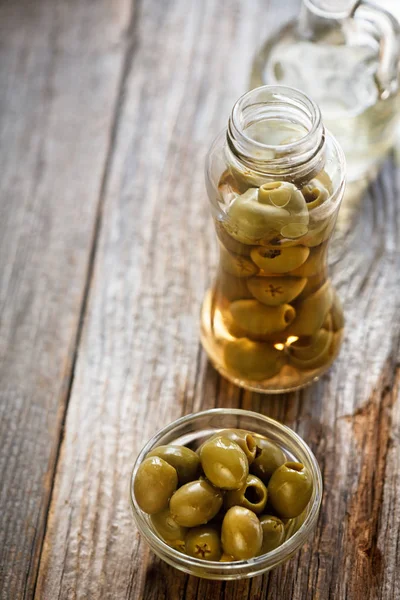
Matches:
[[1, 1, 399, 598]]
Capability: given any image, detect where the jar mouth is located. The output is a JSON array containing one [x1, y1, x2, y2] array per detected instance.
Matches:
[[230, 85, 323, 156], [303, 0, 357, 20], [130, 408, 323, 580]]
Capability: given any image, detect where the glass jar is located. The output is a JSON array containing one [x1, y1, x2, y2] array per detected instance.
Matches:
[[251, 0, 400, 187], [200, 85, 345, 393], [130, 408, 322, 580]]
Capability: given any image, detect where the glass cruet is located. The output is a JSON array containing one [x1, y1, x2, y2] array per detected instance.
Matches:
[[251, 0, 400, 189], [200, 85, 346, 394]]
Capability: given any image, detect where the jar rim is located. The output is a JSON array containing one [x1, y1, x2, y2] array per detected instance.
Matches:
[[230, 84, 323, 155], [130, 408, 323, 579]]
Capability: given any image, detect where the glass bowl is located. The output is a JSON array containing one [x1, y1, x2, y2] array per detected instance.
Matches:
[[130, 408, 322, 580]]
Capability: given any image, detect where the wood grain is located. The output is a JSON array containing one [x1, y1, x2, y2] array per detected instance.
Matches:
[[0, 0, 131, 598], [2, 0, 399, 598]]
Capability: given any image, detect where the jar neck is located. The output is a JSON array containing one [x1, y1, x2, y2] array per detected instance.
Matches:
[[227, 86, 326, 184]]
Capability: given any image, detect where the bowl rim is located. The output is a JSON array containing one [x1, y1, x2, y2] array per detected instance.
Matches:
[[130, 408, 323, 577]]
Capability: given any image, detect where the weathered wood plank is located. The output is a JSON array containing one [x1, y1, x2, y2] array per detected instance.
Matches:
[[0, 1, 131, 598], [35, 0, 400, 599]]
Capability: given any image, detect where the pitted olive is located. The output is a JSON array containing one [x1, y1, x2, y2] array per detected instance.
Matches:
[[185, 526, 222, 561], [218, 270, 254, 302], [288, 328, 333, 370], [220, 552, 235, 562], [259, 515, 286, 554], [221, 506, 263, 560], [302, 177, 329, 210], [226, 188, 290, 244], [229, 300, 295, 335], [302, 216, 335, 248], [151, 508, 187, 551], [247, 276, 307, 306], [250, 246, 310, 273], [224, 338, 286, 381], [199, 435, 249, 490], [220, 245, 259, 278], [215, 219, 252, 256], [134, 456, 178, 514], [224, 474, 268, 514], [169, 479, 223, 527], [331, 290, 345, 331], [251, 437, 286, 482], [227, 164, 269, 194], [147, 445, 200, 485], [268, 462, 313, 518], [258, 181, 309, 239], [285, 280, 334, 336], [209, 429, 257, 463], [290, 244, 327, 277], [219, 307, 249, 339]]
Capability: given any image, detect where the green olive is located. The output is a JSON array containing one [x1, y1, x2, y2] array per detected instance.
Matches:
[[218, 168, 242, 195], [227, 164, 269, 194], [230, 300, 295, 335], [297, 271, 327, 300], [220, 552, 235, 562], [221, 506, 263, 560], [224, 474, 268, 514], [285, 280, 334, 337], [219, 308, 249, 339], [226, 188, 290, 244], [150, 508, 187, 551], [250, 246, 310, 273], [315, 169, 333, 195], [247, 276, 307, 306], [224, 338, 286, 381], [280, 222, 309, 240], [331, 290, 345, 331], [185, 526, 222, 561], [200, 435, 248, 490], [211, 429, 257, 463], [215, 219, 252, 256], [250, 438, 286, 483], [259, 515, 286, 554], [169, 479, 223, 527], [258, 181, 309, 239], [302, 216, 335, 248], [282, 517, 296, 536], [290, 244, 327, 277], [134, 456, 178, 515], [268, 462, 313, 518], [147, 445, 200, 485], [302, 179, 329, 210], [322, 312, 333, 331], [218, 271, 254, 302], [288, 329, 333, 370], [258, 181, 298, 209], [220, 245, 258, 278]]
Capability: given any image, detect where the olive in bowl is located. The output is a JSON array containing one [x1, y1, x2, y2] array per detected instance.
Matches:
[[130, 408, 322, 580]]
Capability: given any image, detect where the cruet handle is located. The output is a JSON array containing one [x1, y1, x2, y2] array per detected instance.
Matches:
[[354, 2, 400, 97]]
